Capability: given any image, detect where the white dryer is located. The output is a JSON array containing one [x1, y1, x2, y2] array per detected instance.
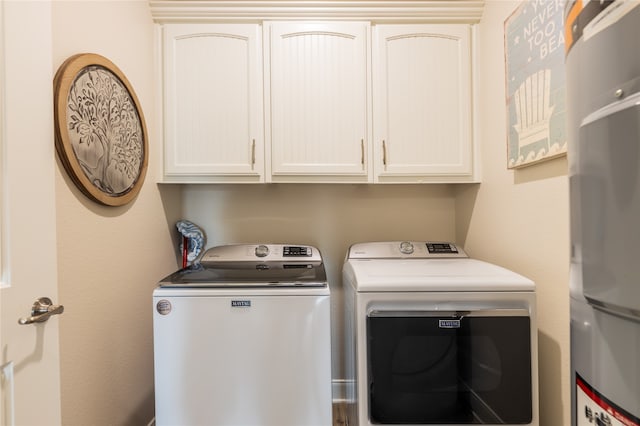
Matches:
[[343, 241, 538, 426]]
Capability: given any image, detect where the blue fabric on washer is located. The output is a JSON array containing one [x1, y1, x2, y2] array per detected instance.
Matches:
[[176, 220, 205, 263]]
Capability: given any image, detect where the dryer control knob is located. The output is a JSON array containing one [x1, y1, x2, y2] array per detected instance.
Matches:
[[399, 241, 414, 254], [255, 245, 269, 257]]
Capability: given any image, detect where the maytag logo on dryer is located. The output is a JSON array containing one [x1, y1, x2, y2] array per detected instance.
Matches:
[[439, 319, 461, 329], [231, 300, 251, 308]]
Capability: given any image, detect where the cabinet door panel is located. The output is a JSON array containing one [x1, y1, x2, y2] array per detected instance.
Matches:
[[267, 22, 370, 180], [373, 25, 473, 181], [164, 24, 263, 181]]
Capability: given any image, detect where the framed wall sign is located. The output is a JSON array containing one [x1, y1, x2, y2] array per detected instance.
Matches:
[[504, 0, 567, 168], [54, 53, 148, 206]]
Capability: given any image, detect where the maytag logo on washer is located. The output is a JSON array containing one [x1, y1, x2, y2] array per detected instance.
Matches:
[[156, 300, 172, 315], [231, 300, 251, 307], [439, 319, 461, 329]]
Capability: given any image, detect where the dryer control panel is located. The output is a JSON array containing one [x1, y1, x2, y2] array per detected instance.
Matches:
[[348, 241, 468, 259], [426, 242, 459, 254]]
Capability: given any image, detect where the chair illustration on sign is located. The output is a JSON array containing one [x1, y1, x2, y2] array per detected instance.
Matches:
[[512, 69, 554, 162]]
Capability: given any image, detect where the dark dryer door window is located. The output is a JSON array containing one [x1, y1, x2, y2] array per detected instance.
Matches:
[[367, 310, 532, 424]]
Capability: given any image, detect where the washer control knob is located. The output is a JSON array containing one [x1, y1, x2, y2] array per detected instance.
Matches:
[[255, 245, 269, 258], [399, 241, 414, 254]]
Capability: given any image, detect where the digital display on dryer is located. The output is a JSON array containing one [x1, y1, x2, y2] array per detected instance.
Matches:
[[426, 243, 458, 254]]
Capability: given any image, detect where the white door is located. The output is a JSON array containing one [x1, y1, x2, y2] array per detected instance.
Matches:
[[373, 24, 473, 182], [0, 1, 62, 425], [266, 21, 371, 182], [163, 23, 265, 182]]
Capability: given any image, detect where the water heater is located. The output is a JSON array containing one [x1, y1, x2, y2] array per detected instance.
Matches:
[[565, 1, 640, 425]]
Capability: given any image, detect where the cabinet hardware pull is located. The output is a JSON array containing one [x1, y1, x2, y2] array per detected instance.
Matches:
[[361, 139, 365, 167], [382, 140, 387, 168], [251, 139, 256, 170]]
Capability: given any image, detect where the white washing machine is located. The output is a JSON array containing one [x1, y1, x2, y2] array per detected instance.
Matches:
[[153, 244, 332, 426], [343, 241, 539, 426]]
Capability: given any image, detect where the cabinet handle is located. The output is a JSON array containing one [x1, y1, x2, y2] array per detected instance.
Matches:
[[251, 139, 256, 170], [382, 140, 387, 168], [361, 139, 365, 168]]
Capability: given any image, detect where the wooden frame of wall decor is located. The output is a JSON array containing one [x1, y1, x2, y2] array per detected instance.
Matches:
[[54, 53, 148, 206]]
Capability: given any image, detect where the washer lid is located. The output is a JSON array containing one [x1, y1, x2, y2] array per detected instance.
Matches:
[[158, 262, 327, 288], [345, 258, 534, 292]]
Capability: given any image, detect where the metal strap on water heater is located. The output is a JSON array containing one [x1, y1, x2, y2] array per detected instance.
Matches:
[[586, 297, 640, 323]]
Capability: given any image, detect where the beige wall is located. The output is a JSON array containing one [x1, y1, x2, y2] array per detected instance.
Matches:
[[47, 1, 571, 424], [456, 1, 571, 425], [52, 1, 180, 425]]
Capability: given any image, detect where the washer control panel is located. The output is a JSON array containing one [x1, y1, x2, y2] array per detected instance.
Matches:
[[201, 244, 320, 265], [348, 241, 468, 259]]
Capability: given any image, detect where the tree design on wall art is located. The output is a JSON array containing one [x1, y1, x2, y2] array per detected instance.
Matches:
[[54, 53, 148, 206]]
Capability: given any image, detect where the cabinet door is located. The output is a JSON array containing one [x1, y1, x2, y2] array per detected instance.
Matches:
[[266, 22, 370, 182], [163, 24, 264, 182], [373, 25, 474, 182]]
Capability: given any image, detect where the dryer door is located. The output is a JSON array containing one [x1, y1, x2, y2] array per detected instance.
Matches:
[[367, 309, 532, 424]]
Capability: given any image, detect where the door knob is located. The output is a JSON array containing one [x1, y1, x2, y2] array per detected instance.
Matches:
[[18, 297, 64, 325]]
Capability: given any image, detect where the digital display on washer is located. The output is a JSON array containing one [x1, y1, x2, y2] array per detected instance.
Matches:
[[283, 246, 312, 256], [426, 243, 458, 254]]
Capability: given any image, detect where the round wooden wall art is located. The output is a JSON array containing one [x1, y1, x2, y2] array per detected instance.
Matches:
[[54, 53, 148, 206]]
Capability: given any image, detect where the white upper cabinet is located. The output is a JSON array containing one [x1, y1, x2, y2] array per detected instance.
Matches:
[[163, 24, 264, 182], [265, 22, 371, 182], [153, 2, 483, 184], [373, 24, 476, 183]]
